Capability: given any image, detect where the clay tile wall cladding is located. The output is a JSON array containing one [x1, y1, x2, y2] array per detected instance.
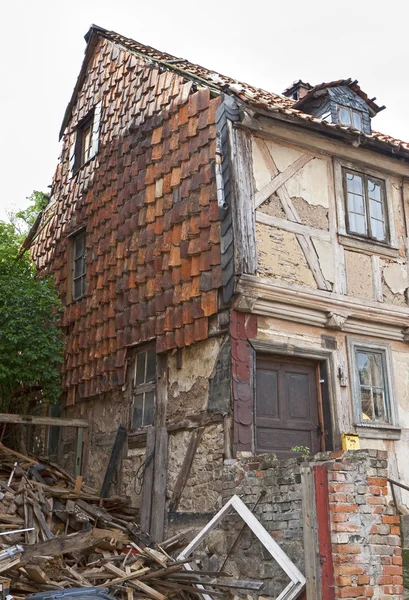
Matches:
[[30, 37, 223, 399]]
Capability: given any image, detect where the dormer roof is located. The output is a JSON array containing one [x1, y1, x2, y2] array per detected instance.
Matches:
[[292, 79, 385, 117]]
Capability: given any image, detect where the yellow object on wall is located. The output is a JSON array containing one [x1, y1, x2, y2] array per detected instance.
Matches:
[[341, 433, 360, 451]]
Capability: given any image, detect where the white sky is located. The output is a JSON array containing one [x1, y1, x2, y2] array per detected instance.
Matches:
[[1, 0, 408, 221]]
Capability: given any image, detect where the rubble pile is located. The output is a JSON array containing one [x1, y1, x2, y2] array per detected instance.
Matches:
[[0, 444, 258, 599]]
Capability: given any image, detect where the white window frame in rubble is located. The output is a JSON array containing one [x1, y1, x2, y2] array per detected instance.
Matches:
[[177, 494, 306, 600]]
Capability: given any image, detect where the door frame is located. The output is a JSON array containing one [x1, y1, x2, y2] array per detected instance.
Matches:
[[249, 339, 339, 455]]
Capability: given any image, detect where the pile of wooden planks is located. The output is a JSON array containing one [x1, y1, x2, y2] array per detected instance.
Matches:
[[0, 444, 264, 599]]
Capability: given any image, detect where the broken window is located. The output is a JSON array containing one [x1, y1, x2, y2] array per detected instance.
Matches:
[[71, 229, 87, 301], [348, 339, 398, 428], [131, 345, 156, 429], [343, 169, 388, 242], [338, 105, 363, 131]]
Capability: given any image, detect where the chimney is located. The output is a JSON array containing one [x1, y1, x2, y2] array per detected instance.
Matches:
[[283, 80, 313, 101]]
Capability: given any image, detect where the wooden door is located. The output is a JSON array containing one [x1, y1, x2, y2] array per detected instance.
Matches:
[[255, 356, 321, 458]]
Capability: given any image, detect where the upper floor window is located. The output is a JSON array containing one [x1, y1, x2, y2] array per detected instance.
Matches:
[[338, 105, 363, 131], [79, 114, 94, 165], [72, 229, 87, 301], [343, 169, 388, 243], [69, 101, 102, 177], [131, 345, 156, 429]]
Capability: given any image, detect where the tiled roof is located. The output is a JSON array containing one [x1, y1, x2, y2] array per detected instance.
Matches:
[[60, 25, 409, 158]]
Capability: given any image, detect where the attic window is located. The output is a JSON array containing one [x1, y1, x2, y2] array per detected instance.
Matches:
[[69, 101, 102, 177], [338, 105, 363, 131]]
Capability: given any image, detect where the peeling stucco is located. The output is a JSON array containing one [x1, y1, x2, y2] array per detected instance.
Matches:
[[383, 262, 408, 295], [345, 250, 374, 300], [256, 223, 317, 288]]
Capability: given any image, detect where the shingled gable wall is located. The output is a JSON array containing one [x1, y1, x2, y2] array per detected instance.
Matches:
[[29, 35, 231, 493]]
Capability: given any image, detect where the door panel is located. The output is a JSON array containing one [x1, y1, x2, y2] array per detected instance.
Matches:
[[255, 357, 321, 458]]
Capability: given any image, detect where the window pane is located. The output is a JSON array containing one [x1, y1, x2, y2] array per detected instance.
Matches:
[[132, 393, 144, 428], [135, 352, 146, 385], [146, 348, 156, 382], [349, 212, 367, 235], [357, 352, 370, 385], [352, 111, 362, 130], [369, 353, 383, 387], [74, 278, 83, 299], [81, 274, 86, 297], [346, 172, 363, 195], [373, 389, 386, 421], [360, 387, 373, 420], [339, 107, 351, 126], [74, 234, 85, 258], [348, 193, 365, 215], [370, 199, 383, 221], [143, 391, 155, 426], [368, 179, 382, 202], [74, 256, 84, 278], [371, 218, 386, 241]]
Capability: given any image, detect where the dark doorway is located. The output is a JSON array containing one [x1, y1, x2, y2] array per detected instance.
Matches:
[[255, 356, 322, 458]]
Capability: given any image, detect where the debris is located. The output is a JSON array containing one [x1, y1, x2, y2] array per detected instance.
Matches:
[[0, 445, 270, 599]]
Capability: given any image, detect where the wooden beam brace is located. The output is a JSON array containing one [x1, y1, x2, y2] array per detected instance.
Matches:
[[169, 427, 204, 512], [254, 154, 314, 209], [255, 211, 331, 241]]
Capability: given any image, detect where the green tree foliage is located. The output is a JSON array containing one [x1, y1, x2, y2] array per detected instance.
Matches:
[[7, 191, 49, 240], [0, 193, 63, 413]]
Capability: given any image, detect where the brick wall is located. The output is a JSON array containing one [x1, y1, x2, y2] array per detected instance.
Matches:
[[219, 450, 402, 600]]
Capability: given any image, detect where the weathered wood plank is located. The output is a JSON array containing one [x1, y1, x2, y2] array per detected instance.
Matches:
[[150, 427, 168, 542], [301, 467, 321, 600], [227, 121, 257, 274], [100, 425, 127, 498], [0, 414, 88, 427], [169, 427, 204, 512], [140, 425, 156, 534], [255, 211, 331, 241]]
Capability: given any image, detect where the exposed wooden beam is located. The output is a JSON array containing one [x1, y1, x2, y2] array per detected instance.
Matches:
[[0, 414, 89, 428], [255, 211, 331, 241], [254, 154, 314, 209]]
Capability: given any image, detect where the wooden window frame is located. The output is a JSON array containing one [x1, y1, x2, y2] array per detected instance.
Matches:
[[342, 167, 389, 244], [338, 105, 363, 131], [347, 338, 400, 434], [67, 228, 87, 303], [333, 158, 398, 253], [130, 343, 156, 432]]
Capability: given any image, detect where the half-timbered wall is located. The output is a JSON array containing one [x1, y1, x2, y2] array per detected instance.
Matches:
[[232, 118, 409, 500]]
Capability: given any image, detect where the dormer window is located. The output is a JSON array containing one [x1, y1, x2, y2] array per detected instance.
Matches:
[[338, 106, 363, 131]]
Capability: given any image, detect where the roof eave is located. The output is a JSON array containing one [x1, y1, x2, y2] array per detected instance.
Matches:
[[58, 26, 105, 140], [242, 106, 409, 163]]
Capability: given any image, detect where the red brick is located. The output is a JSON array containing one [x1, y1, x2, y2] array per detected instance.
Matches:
[[357, 575, 369, 585], [336, 586, 365, 598], [382, 566, 402, 575], [391, 526, 401, 535], [334, 565, 364, 576], [336, 544, 361, 554], [331, 504, 359, 513], [382, 516, 400, 524], [367, 477, 387, 486]]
